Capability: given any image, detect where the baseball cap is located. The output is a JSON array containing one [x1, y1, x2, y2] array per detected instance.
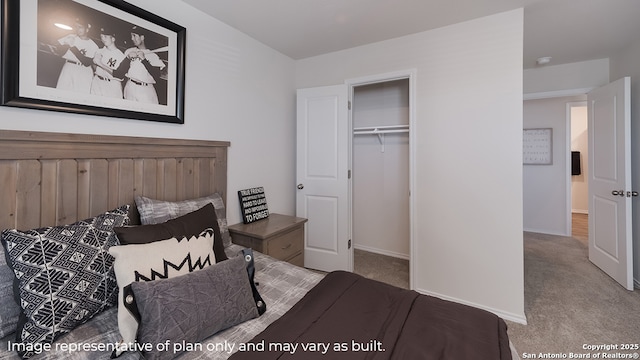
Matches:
[[100, 25, 117, 37], [130, 25, 149, 37]]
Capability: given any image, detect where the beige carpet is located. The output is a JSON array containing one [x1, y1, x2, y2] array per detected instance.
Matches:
[[507, 231, 640, 357], [353, 249, 409, 289]]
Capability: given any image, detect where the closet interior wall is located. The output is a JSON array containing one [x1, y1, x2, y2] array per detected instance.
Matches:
[[352, 79, 410, 259]]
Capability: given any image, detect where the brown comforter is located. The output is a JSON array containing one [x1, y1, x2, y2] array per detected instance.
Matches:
[[230, 271, 511, 360]]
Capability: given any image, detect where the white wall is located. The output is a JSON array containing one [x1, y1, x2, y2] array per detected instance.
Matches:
[[523, 96, 585, 235], [610, 38, 640, 285], [352, 80, 410, 259], [0, 0, 297, 226], [571, 105, 589, 214], [297, 10, 525, 323], [524, 58, 609, 98]]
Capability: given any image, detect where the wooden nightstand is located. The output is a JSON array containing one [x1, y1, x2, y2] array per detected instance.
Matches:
[[229, 213, 307, 267]]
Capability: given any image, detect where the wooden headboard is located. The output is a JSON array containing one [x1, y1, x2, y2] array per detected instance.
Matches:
[[0, 130, 229, 230]]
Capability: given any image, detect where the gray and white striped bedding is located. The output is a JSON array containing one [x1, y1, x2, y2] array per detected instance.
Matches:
[[0, 244, 324, 360]]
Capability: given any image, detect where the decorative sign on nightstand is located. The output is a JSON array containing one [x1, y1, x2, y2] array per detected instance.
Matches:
[[238, 187, 270, 223], [523, 128, 553, 165]]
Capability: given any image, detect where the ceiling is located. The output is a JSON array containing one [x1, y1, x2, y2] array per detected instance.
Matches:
[[182, 0, 640, 69]]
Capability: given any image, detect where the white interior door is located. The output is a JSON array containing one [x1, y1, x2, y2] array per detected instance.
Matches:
[[588, 76, 634, 290], [296, 85, 351, 272]]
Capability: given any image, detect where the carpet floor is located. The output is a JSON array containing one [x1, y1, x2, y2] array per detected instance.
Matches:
[[353, 249, 409, 289], [506, 231, 640, 357]]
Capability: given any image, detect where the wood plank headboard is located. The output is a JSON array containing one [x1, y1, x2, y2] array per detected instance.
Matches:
[[0, 130, 230, 231]]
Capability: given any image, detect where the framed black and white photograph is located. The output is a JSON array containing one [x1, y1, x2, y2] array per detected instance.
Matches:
[[1, 0, 186, 124]]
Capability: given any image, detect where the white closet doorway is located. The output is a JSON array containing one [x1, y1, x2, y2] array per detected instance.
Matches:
[[348, 71, 415, 289]]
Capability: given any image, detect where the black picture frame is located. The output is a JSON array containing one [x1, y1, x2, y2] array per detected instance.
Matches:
[[1, 0, 186, 124]]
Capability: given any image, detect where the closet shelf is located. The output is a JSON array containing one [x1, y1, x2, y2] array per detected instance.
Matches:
[[353, 125, 409, 152]]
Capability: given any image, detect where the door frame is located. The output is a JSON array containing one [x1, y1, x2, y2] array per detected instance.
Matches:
[[345, 69, 417, 289]]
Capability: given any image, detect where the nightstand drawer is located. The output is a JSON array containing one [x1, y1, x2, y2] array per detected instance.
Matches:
[[287, 253, 304, 267], [267, 227, 303, 260]]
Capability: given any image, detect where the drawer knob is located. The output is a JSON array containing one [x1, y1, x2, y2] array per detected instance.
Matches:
[[281, 243, 292, 250]]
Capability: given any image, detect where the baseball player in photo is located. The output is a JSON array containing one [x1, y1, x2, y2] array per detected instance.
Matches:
[[55, 17, 99, 93], [91, 26, 125, 99], [118, 25, 165, 104]]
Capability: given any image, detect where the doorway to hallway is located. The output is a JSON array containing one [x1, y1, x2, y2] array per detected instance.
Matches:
[[571, 213, 588, 244], [569, 102, 588, 245]]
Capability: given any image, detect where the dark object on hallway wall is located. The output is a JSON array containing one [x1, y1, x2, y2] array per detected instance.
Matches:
[[571, 151, 581, 175]]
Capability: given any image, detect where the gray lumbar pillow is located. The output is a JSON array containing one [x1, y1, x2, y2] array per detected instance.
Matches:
[[123, 251, 263, 360]]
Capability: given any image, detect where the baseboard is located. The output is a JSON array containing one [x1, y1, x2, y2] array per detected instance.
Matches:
[[634, 278, 640, 289], [414, 287, 528, 325], [353, 244, 410, 261]]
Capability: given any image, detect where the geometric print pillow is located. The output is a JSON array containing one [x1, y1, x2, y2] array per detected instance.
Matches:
[[0, 205, 130, 359]]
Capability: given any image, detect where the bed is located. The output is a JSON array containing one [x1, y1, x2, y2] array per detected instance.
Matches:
[[0, 130, 517, 360]]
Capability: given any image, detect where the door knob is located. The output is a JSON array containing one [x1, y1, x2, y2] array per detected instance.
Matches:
[[630, 191, 638, 197], [612, 190, 625, 196], [297, 184, 304, 190]]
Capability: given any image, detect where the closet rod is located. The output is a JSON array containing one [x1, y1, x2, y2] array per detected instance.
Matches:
[[353, 124, 409, 134], [353, 129, 409, 135], [353, 125, 409, 153]]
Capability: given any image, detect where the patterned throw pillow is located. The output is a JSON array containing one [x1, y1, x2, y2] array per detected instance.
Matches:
[[135, 193, 231, 247], [0, 205, 130, 359], [109, 229, 216, 356]]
